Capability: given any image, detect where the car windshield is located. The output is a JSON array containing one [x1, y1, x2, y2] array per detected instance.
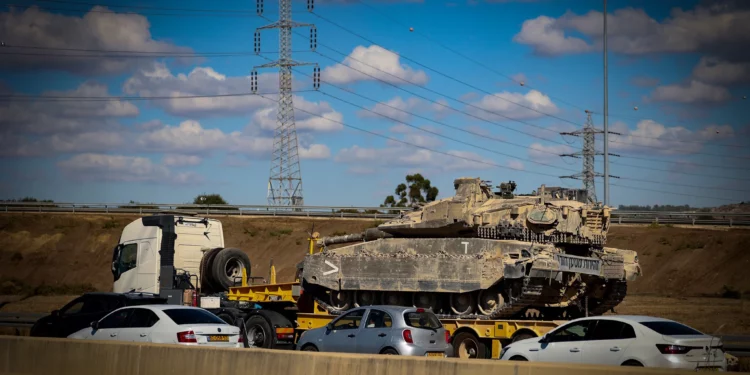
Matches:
[[640, 321, 702, 336], [403, 311, 441, 330], [163, 309, 226, 325]]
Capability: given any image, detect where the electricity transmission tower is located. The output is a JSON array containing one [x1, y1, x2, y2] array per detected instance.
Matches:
[[560, 110, 619, 204], [252, 0, 320, 207]]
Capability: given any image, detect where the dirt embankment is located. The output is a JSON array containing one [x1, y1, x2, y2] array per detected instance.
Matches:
[[0, 213, 749, 298]]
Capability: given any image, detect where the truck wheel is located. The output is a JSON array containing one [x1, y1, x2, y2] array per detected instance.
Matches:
[[210, 248, 252, 291], [245, 315, 274, 349], [452, 332, 487, 359]]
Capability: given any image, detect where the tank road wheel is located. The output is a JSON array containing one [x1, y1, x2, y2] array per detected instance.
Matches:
[[381, 291, 409, 307], [477, 289, 505, 316], [449, 292, 474, 315], [412, 292, 439, 311], [354, 290, 379, 307], [329, 290, 352, 311]]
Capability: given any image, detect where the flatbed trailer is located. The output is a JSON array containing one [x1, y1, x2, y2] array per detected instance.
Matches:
[[223, 270, 564, 359]]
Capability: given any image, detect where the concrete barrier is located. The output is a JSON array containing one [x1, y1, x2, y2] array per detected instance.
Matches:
[[0, 336, 737, 375]]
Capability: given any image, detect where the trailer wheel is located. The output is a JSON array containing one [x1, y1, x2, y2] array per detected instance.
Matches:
[[452, 332, 487, 359], [245, 315, 274, 349], [210, 248, 252, 291]]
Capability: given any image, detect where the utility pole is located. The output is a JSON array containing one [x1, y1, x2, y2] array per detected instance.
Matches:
[[252, 0, 320, 207], [603, 0, 610, 206], [560, 110, 620, 204]]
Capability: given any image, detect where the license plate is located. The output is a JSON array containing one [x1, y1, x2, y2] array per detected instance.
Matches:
[[426, 352, 444, 357], [208, 335, 229, 342], [696, 367, 720, 372]]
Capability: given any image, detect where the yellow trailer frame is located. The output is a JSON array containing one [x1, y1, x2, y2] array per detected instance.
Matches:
[[226, 267, 563, 359]]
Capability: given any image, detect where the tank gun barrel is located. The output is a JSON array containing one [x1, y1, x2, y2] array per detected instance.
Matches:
[[317, 228, 393, 246]]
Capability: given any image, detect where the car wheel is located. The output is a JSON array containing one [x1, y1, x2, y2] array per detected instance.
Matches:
[[302, 345, 319, 352], [381, 348, 398, 355], [509, 355, 528, 361], [622, 360, 644, 366]]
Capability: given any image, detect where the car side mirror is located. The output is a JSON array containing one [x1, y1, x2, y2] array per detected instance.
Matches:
[[539, 334, 549, 343], [51, 310, 59, 317], [326, 323, 333, 331], [90, 321, 99, 330]]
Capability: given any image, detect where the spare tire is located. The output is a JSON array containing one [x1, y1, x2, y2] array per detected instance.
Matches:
[[209, 248, 252, 291]]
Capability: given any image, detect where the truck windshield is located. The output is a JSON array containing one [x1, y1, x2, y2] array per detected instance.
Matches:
[[163, 309, 226, 325], [403, 311, 442, 330]]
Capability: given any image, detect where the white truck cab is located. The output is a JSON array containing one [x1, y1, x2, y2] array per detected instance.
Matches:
[[111, 215, 250, 303]]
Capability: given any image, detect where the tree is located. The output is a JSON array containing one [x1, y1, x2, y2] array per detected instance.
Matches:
[[193, 193, 227, 205], [381, 174, 439, 207]]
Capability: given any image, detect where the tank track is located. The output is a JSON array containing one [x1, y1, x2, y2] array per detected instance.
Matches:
[[307, 279, 547, 320], [586, 279, 628, 316]]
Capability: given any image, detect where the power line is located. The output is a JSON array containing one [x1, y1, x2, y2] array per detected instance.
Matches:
[[352, 0, 747, 150], [0, 90, 314, 102], [280, 22, 750, 165], [253, 93, 743, 203], [29, 0, 257, 13], [310, 11, 581, 129], [315, 89, 750, 193], [1, 3, 260, 17]]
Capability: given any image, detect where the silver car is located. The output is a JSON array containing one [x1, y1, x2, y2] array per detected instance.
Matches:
[[296, 305, 453, 357]]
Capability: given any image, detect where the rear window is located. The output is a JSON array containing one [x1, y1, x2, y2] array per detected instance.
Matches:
[[640, 321, 702, 336], [404, 311, 442, 329], [163, 308, 226, 325]]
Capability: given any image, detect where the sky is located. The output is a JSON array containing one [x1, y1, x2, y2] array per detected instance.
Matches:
[[0, 0, 749, 208]]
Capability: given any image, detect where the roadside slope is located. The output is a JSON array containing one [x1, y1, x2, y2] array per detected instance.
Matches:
[[1, 214, 749, 298]]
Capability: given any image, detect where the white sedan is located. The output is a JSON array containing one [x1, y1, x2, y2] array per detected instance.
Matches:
[[500, 315, 726, 371], [68, 305, 243, 348]]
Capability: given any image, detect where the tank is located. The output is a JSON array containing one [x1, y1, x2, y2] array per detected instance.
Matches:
[[299, 177, 641, 320]]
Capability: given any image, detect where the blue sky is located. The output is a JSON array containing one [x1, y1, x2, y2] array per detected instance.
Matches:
[[0, 0, 748, 207]]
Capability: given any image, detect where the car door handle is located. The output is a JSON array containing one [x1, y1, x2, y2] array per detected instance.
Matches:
[[378, 333, 387, 337], [348, 334, 355, 338], [110, 333, 117, 337], [569, 348, 580, 353], [139, 334, 147, 337], [610, 347, 620, 352]]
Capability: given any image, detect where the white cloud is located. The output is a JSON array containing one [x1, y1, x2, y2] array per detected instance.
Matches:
[[57, 153, 202, 184], [162, 154, 202, 167], [512, 5, 750, 60], [249, 95, 343, 132], [607, 120, 737, 155], [335, 145, 492, 172], [649, 80, 731, 104], [692, 56, 750, 85], [137, 120, 233, 154], [507, 160, 525, 171], [123, 63, 303, 117], [528, 143, 573, 163], [299, 144, 331, 159], [358, 96, 424, 122], [513, 16, 592, 56], [0, 81, 138, 135], [0, 6, 193, 75], [467, 90, 559, 120], [321, 45, 428, 85]]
